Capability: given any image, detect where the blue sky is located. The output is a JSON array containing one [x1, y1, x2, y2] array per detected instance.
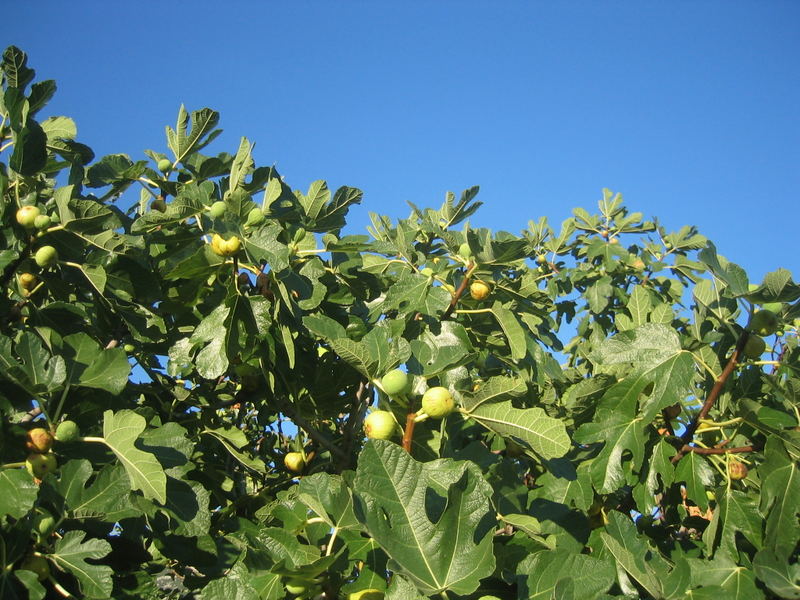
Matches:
[[7, 2, 799, 281]]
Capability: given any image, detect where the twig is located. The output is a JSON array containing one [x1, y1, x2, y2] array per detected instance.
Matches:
[[678, 443, 761, 456], [441, 262, 475, 320], [682, 332, 749, 444], [672, 332, 750, 464], [401, 412, 416, 453]]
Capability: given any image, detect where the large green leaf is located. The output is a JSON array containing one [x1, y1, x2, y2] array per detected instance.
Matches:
[[758, 438, 800, 548], [298, 473, 359, 531], [753, 547, 800, 599], [102, 410, 167, 504], [0, 469, 38, 518], [353, 440, 495, 596], [517, 550, 616, 600], [50, 531, 113, 599], [465, 401, 570, 460], [165, 104, 221, 163], [53, 459, 137, 521], [689, 554, 766, 600]]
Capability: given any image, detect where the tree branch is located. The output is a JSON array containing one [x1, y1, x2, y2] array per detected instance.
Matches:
[[681, 332, 749, 444], [401, 412, 417, 453], [678, 443, 761, 456], [671, 332, 750, 463], [441, 262, 475, 320]]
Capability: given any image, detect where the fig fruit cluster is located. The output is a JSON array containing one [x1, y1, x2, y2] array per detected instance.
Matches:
[[24, 427, 58, 479]]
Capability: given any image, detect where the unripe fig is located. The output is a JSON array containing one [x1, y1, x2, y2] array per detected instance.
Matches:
[[123, 343, 136, 353], [246, 207, 266, 226], [18, 273, 37, 290], [470, 281, 490, 301], [458, 242, 472, 259], [381, 369, 410, 396], [364, 410, 396, 439], [33, 214, 51, 229], [742, 335, 766, 359], [33, 509, 56, 539], [728, 461, 748, 481], [34, 245, 58, 268], [535, 254, 547, 265], [284, 452, 306, 473], [26, 453, 57, 479], [208, 201, 227, 218], [748, 310, 779, 336], [26, 428, 54, 453], [151, 198, 167, 212], [55, 420, 80, 442], [157, 158, 172, 173], [348, 590, 384, 600], [285, 581, 307, 595], [421, 386, 455, 418], [20, 555, 50, 581], [16, 205, 40, 227]]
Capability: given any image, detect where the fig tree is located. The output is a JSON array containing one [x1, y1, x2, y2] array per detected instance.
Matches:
[[26, 428, 54, 453], [55, 420, 80, 442], [421, 386, 455, 418], [16, 205, 40, 227], [208, 201, 227, 218], [381, 369, 409, 396], [34, 245, 58, 268], [742, 335, 766, 359], [748, 309, 779, 336], [470, 280, 491, 301], [364, 410, 396, 439], [26, 453, 57, 479], [284, 452, 306, 473]]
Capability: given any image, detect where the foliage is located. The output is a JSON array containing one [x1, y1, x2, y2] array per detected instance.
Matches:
[[1, 45, 799, 599]]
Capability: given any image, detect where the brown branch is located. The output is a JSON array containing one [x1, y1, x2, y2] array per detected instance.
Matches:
[[678, 443, 761, 456], [441, 261, 474, 320], [681, 332, 749, 444], [401, 412, 417, 453], [671, 332, 750, 464]]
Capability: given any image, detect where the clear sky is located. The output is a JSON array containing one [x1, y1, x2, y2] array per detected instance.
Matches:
[[7, 1, 799, 281]]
